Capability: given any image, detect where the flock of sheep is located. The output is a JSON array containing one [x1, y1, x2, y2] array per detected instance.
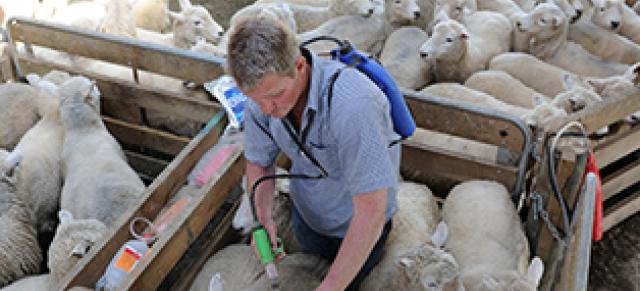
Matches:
[[0, 0, 639, 289]]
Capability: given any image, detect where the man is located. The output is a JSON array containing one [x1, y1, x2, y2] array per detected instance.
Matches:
[[226, 16, 400, 291]]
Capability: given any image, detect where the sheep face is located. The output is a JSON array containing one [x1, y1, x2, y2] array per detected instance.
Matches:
[[514, 3, 566, 39], [397, 244, 461, 291], [172, 5, 224, 47], [387, 0, 422, 25], [433, 0, 470, 24], [463, 257, 543, 291], [420, 20, 468, 62], [553, 75, 602, 113], [590, 0, 623, 31], [58, 76, 101, 114], [524, 94, 568, 128], [550, 0, 583, 23], [587, 63, 640, 99], [330, 0, 377, 17]]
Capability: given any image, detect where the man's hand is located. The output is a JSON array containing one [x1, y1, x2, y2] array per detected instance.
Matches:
[[250, 218, 282, 260]]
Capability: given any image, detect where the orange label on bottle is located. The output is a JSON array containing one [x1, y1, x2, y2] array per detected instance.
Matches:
[[114, 247, 141, 273]]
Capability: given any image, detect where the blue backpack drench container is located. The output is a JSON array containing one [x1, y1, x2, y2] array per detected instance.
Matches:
[[301, 37, 416, 139]]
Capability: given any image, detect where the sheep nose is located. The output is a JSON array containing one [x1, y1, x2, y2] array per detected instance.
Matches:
[[420, 52, 428, 58], [516, 21, 522, 29], [414, 11, 421, 19], [218, 31, 224, 37], [611, 21, 620, 29], [575, 9, 582, 19], [368, 8, 375, 15]]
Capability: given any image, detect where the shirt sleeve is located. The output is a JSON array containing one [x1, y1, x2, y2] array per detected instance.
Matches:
[[243, 100, 281, 167], [330, 69, 397, 196]]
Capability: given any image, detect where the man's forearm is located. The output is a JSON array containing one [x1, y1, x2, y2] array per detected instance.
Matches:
[[320, 188, 387, 290], [246, 161, 276, 224]]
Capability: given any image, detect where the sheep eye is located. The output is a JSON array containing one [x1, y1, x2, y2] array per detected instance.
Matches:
[[600, 7, 605, 12], [194, 20, 202, 26], [455, 6, 462, 10], [395, 0, 401, 3], [540, 18, 546, 23], [446, 37, 453, 42], [428, 282, 438, 288]]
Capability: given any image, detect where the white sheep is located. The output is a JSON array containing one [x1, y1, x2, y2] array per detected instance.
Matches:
[[0, 0, 39, 27], [464, 70, 547, 108], [0, 84, 46, 150], [8, 74, 67, 235], [99, 0, 137, 38], [136, 0, 224, 49], [590, 0, 640, 44], [360, 183, 462, 291], [380, 26, 432, 90], [585, 63, 640, 122], [568, 19, 640, 64], [549, 0, 584, 23], [298, 0, 422, 57], [0, 152, 42, 288], [442, 180, 544, 291], [243, 253, 329, 290], [189, 244, 262, 291], [419, 14, 511, 83], [58, 76, 145, 225], [132, 0, 171, 32], [420, 83, 532, 117], [0, 274, 51, 291], [262, 0, 379, 33], [48, 210, 108, 285], [515, 2, 629, 78], [48, 0, 107, 32], [489, 52, 581, 97]]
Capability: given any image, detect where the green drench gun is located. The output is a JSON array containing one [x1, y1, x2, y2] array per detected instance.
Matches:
[[252, 226, 284, 283]]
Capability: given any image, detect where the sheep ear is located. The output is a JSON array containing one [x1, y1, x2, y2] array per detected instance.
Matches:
[[168, 11, 185, 25], [209, 272, 224, 291], [178, 0, 192, 10], [431, 221, 448, 248], [4, 150, 23, 177], [58, 209, 74, 225], [25, 73, 41, 86], [527, 257, 544, 287], [562, 74, 574, 91]]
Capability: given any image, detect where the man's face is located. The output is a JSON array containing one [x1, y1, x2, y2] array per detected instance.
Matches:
[[243, 57, 306, 119]]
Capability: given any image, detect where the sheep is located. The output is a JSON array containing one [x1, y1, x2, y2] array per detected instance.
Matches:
[[243, 253, 329, 290], [48, 0, 107, 32], [9, 74, 66, 236], [99, 0, 137, 38], [585, 63, 640, 122], [568, 19, 640, 64], [419, 14, 511, 83], [0, 152, 42, 288], [360, 183, 462, 291], [48, 210, 108, 285], [464, 70, 547, 108], [0, 83, 47, 150], [442, 180, 544, 291], [132, 0, 171, 32], [549, 0, 584, 23], [0, 274, 51, 291], [136, 0, 224, 49], [379, 26, 432, 90], [420, 83, 532, 117], [489, 52, 581, 97], [58, 76, 145, 225], [0, 0, 39, 27], [590, 0, 640, 44], [514, 2, 629, 78], [298, 0, 422, 57], [257, 0, 379, 33], [189, 244, 262, 291]]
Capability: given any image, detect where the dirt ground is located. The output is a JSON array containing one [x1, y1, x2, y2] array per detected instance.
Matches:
[[589, 212, 640, 291]]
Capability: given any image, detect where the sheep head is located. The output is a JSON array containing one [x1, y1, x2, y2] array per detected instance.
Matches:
[[0, 149, 21, 189], [552, 75, 602, 113], [58, 76, 101, 114], [331, 0, 377, 17], [171, 3, 224, 48], [514, 3, 567, 39], [590, 0, 624, 31], [386, 0, 422, 25], [420, 19, 468, 63], [433, 0, 472, 25], [523, 94, 567, 129], [586, 63, 640, 99]]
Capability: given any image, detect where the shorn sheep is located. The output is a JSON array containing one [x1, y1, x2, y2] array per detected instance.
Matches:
[[380, 26, 431, 90], [48, 210, 108, 284], [58, 76, 145, 226], [0, 152, 42, 287], [443, 180, 544, 291], [515, 2, 629, 78]]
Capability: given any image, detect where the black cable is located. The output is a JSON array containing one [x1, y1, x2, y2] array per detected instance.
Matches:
[[544, 134, 575, 240]]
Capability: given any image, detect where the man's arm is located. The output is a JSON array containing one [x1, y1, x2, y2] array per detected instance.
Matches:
[[317, 188, 387, 291], [246, 160, 278, 246]]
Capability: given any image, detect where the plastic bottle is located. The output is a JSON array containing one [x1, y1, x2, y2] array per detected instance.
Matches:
[[95, 217, 155, 291]]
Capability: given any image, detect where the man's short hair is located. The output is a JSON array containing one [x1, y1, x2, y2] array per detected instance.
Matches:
[[226, 16, 300, 90]]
